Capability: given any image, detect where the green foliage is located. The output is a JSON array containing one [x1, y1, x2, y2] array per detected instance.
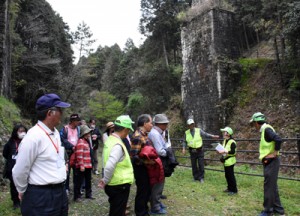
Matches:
[[289, 77, 300, 92], [239, 58, 271, 71], [165, 94, 185, 138], [235, 0, 299, 93], [176, 11, 187, 22], [72, 21, 96, 59], [110, 44, 138, 102], [0, 96, 22, 135], [239, 58, 271, 83], [100, 44, 122, 93], [10, 0, 73, 119], [170, 64, 183, 80], [226, 58, 272, 108], [88, 91, 125, 123], [126, 92, 146, 119], [140, 0, 183, 65]]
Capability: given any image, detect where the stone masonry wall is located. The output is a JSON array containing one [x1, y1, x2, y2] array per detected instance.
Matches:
[[181, 8, 239, 133]]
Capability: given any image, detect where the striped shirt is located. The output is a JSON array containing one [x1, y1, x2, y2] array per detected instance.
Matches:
[[75, 138, 92, 169]]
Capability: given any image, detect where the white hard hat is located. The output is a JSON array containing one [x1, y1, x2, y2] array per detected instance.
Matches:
[[187, 119, 195, 125]]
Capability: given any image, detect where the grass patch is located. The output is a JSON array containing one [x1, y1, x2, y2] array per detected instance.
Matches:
[[0, 96, 22, 135], [1, 165, 299, 216]]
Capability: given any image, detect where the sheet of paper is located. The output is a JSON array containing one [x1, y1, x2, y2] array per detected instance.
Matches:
[[210, 143, 219, 148], [215, 143, 226, 152]]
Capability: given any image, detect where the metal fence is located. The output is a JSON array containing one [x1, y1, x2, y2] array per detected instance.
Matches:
[[171, 136, 300, 181]]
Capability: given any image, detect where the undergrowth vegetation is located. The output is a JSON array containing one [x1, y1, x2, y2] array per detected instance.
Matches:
[[0, 96, 22, 139]]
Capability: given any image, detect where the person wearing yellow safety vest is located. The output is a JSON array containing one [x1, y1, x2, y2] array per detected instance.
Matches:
[[182, 119, 219, 183], [250, 112, 285, 216], [98, 115, 135, 216], [217, 127, 238, 195]]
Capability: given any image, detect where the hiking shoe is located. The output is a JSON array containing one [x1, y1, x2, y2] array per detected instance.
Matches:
[[80, 189, 84, 195], [160, 203, 166, 209], [258, 211, 273, 216], [200, 179, 204, 184], [13, 203, 20, 210], [74, 198, 82, 203], [94, 170, 99, 175], [160, 194, 167, 199], [150, 208, 167, 214], [228, 191, 237, 196]]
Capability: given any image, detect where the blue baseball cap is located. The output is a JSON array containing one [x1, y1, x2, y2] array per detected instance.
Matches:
[[35, 93, 71, 110]]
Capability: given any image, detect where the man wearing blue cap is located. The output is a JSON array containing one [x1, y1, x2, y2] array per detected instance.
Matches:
[[13, 93, 70, 216]]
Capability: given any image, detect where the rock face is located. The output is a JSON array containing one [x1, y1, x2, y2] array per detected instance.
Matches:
[[181, 4, 240, 132]]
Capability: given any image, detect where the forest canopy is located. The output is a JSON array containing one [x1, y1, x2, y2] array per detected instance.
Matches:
[[0, 0, 299, 125]]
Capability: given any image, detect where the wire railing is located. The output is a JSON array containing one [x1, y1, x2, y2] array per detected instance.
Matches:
[[170, 137, 300, 181]]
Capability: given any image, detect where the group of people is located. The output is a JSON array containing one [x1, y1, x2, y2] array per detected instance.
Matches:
[[99, 113, 178, 216], [2, 93, 285, 216], [182, 115, 285, 216], [59, 113, 103, 201]]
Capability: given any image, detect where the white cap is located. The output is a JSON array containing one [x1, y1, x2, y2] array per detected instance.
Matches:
[[187, 119, 195, 125]]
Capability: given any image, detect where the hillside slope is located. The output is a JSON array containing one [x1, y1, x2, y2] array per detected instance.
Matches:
[[229, 53, 300, 137], [225, 57, 300, 170]]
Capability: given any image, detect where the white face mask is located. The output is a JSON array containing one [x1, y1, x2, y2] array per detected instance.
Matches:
[[90, 124, 96, 129], [18, 132, 26, 139]]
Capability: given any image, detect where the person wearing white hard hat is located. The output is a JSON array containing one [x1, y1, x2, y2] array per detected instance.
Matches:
[[182, 118, 219, 183], [217, 126, 238, 195]]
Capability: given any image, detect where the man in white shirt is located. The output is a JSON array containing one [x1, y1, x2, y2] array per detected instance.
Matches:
[[13, 93, 71, 216]]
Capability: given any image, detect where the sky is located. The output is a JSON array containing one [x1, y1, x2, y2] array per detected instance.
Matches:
[[46, 0, 145, 60]]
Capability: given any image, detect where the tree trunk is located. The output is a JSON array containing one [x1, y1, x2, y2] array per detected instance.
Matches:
[[277, 11, 285, 61], [274, 37, 284, 87], [0, 0, 12, 98], [242, 21, 250, 51], [256, 31, 260, 58], [162, 36, 169, 67]]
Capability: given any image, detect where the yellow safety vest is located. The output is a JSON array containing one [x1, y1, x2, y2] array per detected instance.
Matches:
[[259, 124, 279, 161], [185, 128, 203, 148], [103, 135, 134, 185], [222, 139, 236, 167]]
